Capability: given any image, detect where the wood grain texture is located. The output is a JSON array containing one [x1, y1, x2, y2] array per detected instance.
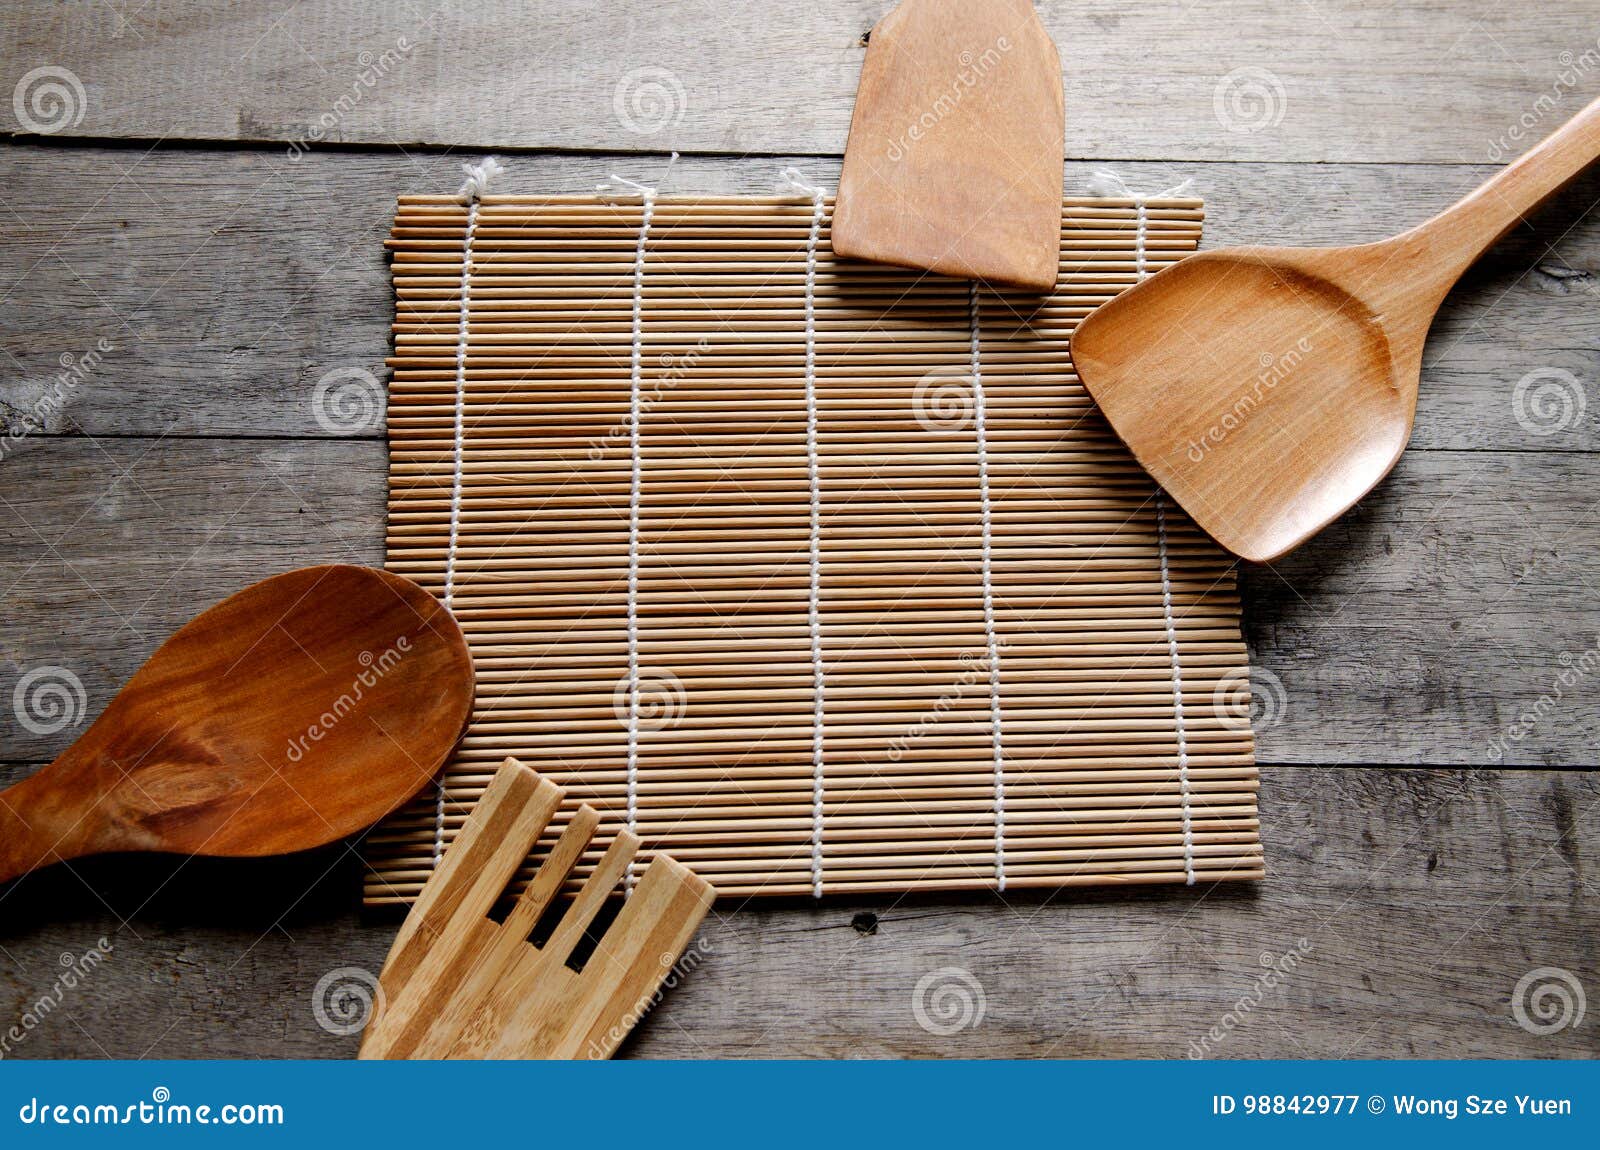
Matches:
[[4, 1, 1600, 164], [2, 439, 1596, 768], [0, 766, 1591, 1058], [0, 564, 472, 882], [833, 0, 1065, 289], [3, 146, 1596, 450]]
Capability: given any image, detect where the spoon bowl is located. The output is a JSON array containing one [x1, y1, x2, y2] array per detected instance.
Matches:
[[0, 565, 473, 885], [1074, 95, 1600, 561]]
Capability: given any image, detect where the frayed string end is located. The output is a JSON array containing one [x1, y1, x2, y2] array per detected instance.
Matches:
[[457, 157, 504, 203]]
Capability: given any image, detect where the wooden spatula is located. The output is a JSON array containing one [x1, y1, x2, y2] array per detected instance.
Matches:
[[360, 758, 715, 1060], [833, 0, 1064, 292], [0, 565, 473, 884], [1072, 95, 1600, 563]]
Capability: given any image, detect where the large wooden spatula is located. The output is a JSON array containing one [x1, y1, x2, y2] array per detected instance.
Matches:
[[833, 0, 1064, 292], [1073, 95, 1600, 563], [0, 565, 473, 883]]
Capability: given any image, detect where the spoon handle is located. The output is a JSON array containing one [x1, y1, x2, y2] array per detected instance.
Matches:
[[1419, 93, 1600, 280], [0, 774, 90, 885]]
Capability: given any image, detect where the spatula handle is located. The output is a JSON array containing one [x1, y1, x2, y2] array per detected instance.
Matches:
[[0, 774, 92, 885], [1421, 93, 1600, 279]]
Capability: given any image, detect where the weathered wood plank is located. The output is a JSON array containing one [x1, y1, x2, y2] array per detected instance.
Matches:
[[2, 145, 1598, 449], [2, 439, 1597, 767], [3, 1, 1599, 164], [0, 766, 1592, 1058]]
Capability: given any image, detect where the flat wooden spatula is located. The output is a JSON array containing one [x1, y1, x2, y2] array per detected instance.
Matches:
[[360, 758, 715, 1060], [0, 565, 473, 883], [1073, 94, 1600, 563], [833, 0, 1064, 292]]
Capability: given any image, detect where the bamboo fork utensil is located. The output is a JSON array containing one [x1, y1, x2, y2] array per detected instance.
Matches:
[[1073, 93, 1600, 563], [0, 565, 473, 885], [360, 758, 714, 1060]]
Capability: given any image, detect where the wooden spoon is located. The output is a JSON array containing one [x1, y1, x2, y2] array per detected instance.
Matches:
[[832, 0, 1064, 292], [1072, 95, 1600, 562], [0, 565, 473, 884]]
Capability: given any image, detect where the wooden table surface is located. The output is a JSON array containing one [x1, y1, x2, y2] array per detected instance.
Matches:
[[0, 1, 1596, 1058]]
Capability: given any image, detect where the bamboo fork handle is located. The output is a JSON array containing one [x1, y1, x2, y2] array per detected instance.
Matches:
[[1408, 93, 1600, 292]]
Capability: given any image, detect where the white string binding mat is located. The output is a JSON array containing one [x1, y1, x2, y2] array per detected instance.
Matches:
[[435, 155, 502, 865]]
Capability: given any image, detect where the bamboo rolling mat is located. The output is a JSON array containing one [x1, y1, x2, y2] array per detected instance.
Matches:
[[363, 179, 1261, 905]]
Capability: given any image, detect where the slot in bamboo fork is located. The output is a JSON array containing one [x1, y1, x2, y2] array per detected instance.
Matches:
[[360, 758, 715, 1060]]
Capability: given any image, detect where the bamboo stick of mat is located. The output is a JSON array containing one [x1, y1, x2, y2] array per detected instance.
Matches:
[[365, 190, 1261, 906]]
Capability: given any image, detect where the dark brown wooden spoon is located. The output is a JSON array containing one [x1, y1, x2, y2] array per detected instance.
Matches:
[[0, 565, 473, 884]]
